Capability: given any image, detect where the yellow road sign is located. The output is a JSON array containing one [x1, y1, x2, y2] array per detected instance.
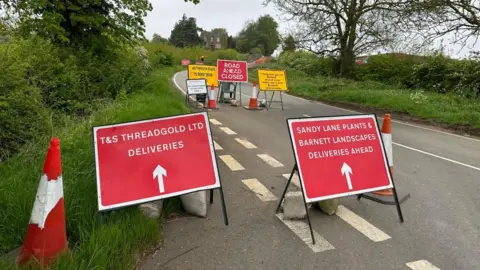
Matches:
[[188, 65, 218, 87], [257, 69, 288, 91]]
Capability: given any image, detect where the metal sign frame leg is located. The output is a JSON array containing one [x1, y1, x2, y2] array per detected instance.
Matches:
[[269, 91, 275, 108], [275, 164, 316, 245], [218, 186, 229, 226], [265, 90, 269, 111], [280, 92, 284, 111], [356, 114, 408, 223]]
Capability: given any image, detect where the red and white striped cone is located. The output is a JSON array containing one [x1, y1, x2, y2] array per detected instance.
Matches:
[[17, 138, 68, 267], [374, 114, 394, 196], [244, 81, 263, 110], [207, 84, 218, 110]]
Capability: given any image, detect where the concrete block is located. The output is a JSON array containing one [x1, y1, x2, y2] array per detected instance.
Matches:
[[139, 200, 163, 219], [318, 198, 340, 216], [180, 191, 208, 217], [282, 191, 306, 219]]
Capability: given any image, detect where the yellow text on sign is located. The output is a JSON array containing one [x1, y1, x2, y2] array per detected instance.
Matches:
[[188, 65, 218, 87], [257, 69, 287, 91]]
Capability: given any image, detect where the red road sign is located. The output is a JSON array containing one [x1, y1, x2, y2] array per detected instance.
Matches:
[[93, 112, 220, 211], [287, 114, 393, 203], [181, 59, 190, 66], [217, 59, 248, 82]]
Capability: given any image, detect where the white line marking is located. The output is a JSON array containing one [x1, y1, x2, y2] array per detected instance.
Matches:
[[406, 260, 441, 270], [393, 142, 480, 172], [282, 173, 301, 188], [173, 72, 204, 107], [219, 155, 245, 171], [302, 114, 479, 171], [242, 179, 277, 201], [275, 213, 335, 253], [214, 141, 223, 150], [219, 127, 237, 135], [257, 154, 284, 167], [209, 119, 222, 125], [335, 205, 391, 242], [235, 138, 257, 149]]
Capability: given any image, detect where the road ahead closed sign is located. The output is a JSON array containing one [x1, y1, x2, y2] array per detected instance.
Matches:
[[188, 64, 218, 87], [257, 69, 288, 91], [93, 112, 220, 211], [217, 59, 248, 82], [287, 114, 393, 203]]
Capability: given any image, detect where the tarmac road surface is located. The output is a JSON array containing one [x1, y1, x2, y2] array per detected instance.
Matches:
[[138, 71, 480, 270]]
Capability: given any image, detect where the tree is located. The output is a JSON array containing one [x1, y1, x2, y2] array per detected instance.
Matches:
[[2, 0, 152, 51], [265, 0, 410, 78], [235, 15, 281, 56], [282, 34, 296, 51], [152, 33, 168, 43], [406, 0, 480, 48], [169, 14, 203, 48], [227, 35, 236, 49]]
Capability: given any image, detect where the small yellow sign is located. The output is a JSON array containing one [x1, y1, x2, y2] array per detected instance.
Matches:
[[257, 69, 288, 91], [188, 65, 218, 87]]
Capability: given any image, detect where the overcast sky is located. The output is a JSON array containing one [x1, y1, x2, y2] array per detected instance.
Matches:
[[144, 0, 479, 59]]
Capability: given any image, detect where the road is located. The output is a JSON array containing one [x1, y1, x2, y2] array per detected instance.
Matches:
[[139, 71, 480, 270]]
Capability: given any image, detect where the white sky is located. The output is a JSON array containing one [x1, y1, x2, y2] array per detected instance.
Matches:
[[144, 0, 479, 59]]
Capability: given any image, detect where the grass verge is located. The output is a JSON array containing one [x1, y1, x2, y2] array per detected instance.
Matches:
[[249, 64, 480, 134], [0, 66, 188, 269]]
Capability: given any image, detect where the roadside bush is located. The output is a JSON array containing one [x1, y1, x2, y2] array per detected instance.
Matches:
[[357, 54, 422, 87], [279, 51, 334, 77], [0, 37, 151, 161]]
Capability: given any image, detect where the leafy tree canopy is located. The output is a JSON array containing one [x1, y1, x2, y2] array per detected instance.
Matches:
[[169, 14, 203, 48], [2, 0, 152, 51], [235, 15, 280, 56]]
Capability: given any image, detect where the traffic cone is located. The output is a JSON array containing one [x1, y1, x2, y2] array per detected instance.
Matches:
[[374, 114, 394, 196], [17, 138, 68, 267], [208, 84, 218, 110], [244, 81, 263, 110]]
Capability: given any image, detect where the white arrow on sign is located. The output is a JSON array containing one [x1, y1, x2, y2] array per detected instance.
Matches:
[[341, 162, 353, 190], [153, 165, 167, 193]]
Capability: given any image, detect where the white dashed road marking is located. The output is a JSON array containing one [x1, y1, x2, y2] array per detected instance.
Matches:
[[257, 154, 284, 167], [335, 205, 391, 242], [209, 119, 222, 125], [241, 179, 277, 201], [219, 155, 244, 171], [282, 173, 301, 188], [235, 138, 257, 149], [276, 213, 335, 253], [213, 141, 223, 150], [220, 127, 237, 135], [406, 260, 441, 270]]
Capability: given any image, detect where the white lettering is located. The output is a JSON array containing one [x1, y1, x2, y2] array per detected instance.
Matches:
[[128, 141, 185, 157], [308, 148, 349, 159]]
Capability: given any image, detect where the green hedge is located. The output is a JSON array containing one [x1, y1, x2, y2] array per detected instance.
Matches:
[[277, 51, 480, 99]]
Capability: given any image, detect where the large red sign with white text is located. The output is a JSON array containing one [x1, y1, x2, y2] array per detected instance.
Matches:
[[287, 114, 393, 203], [93, 112, 220, 211], [217, 59, 248, 82]]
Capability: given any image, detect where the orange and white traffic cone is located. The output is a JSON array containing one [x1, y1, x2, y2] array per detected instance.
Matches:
[[208, 84, 218, 110], [244, 81, 263, 110], [17, 138, 68, 267], [374, 114, 394, 196]]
